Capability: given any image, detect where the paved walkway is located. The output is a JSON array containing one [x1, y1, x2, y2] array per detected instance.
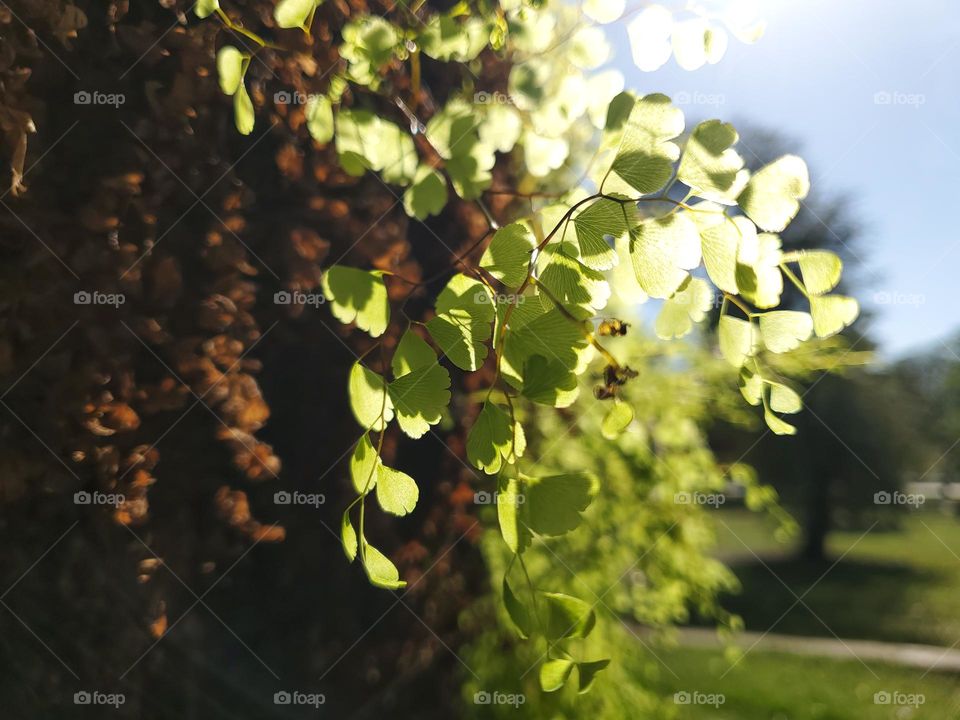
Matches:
[[670, 627, 960, 673]]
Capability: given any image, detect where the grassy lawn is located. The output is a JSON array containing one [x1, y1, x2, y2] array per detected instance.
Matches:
[[650, 645, 960, 719], [708, 509, 960, 646]]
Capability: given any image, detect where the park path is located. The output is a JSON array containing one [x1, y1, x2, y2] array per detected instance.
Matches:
[[670, 627, 960, 673]]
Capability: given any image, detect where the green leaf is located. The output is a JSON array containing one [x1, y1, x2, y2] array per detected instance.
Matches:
[[426, 100, 494, 198], [321, 265, 390, 337], [603, 93, 684, 196], [392, 329, 435, 377], [402, 165, 448, 220], [340, 16, 399, 88], [572, 197, 631, 271], [809, 295, 859, 338], [375, 464, 419, 516], [497, 476, 529, 553], [769, 382, 802, 414], [577, 659, 611, 694], [335, 110, 417, 185], [540, 658, 575, 693], [526, 472, 596, 537], [350, 434, 380, 494], [419, 14, 488, 62], [601, 402, 634, 439], [426, 274, 495, 371], [758, 311, 814, 353], [764, 408, 797, 436], [542, 592, 596, 639], [305, 94, 334, 144], [738, 365, 763, 406], [499, 300, 591, 390], [341, 510, 358, 562], [738, 155, 810, 232], [195, 0, 220, 20], [216, 46, 245, 96], [629, 214, 701, 298], [233, 84, 255, 135], [655, 277, 713, 339], [520, 355, 579, 408], [678, 120, 746, 201], [696, 213, 747, 294], [467, 402, 518, 474], [537, 242, 611, 320], [718, 315, 754, 367], [361, 538, 405, 589], [388, 364, 451, 439], [798, 250, 843, 295], [737, 231, 784, 309], [348, 362, 393, 431], [480, 223, 534, 289], [274, 0, 318, 30], [503, 578, 533, 639]]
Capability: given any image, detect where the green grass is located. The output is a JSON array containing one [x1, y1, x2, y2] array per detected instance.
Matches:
[[650, 645, 960, 719], [708, 509, 960, 646]]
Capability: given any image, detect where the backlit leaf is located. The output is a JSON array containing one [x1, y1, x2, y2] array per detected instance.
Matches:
[[759, 311, 813, 353], [217, 46, 245, 96], [403, 165, 448, 220], [798, 250, 843, 295], [481, 223, 534, 289], [274, 0, 318, 30], [305, 94, 334, 144], [526, 472, 596, 536], [375, 464, 419, 516], [655, 276, 713, 339], [678, 120, 746, 201], [361, 538, 405, 589], [738, 155, 810, 232], [388, 363, 451, 439], [540, 658, 575, 692], [601, 402, 634, 439], [809, 294, 859, 338], [426, 274, 495, 371], [542, 592, 596, 639], [629, 213, 701, 298], [348, 362, 393, 431], [322, 265, 390, 337]]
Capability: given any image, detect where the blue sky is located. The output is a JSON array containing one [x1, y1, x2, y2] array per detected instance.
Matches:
[[605, 0, 959, 358]]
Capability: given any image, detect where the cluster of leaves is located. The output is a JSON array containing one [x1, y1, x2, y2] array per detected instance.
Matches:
[[194, 0, 858, 694], [461, 337, 797, 715]]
